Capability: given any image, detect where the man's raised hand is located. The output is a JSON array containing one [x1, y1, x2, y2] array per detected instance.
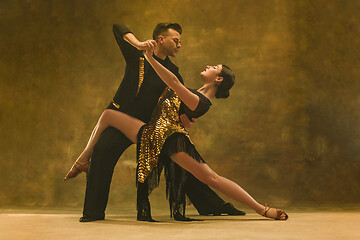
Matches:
[[180, 114, 196, 128]]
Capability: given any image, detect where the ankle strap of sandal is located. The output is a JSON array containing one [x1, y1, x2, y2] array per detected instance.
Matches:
[[263, 203, 270, 217]]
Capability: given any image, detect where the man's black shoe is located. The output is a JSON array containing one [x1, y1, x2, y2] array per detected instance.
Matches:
[[217, 203, 246, 216], [199, 203, 246, 216]]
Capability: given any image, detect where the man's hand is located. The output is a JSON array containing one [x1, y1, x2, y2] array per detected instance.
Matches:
[[180, 114, 196, 128]]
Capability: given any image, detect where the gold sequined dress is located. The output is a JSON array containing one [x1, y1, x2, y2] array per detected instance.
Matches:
[[136, 87, 212, 195]]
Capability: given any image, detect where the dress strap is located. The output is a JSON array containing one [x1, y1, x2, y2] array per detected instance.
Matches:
[[157, 87, 173, 104]]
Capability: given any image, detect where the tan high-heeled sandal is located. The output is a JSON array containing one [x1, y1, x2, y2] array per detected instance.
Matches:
[[262, 203, 288, 220], [64, 161, 89, 181]]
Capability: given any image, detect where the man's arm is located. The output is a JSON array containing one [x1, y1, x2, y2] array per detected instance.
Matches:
[[113, 24, 156, 64], [123, 33, 156, 51]]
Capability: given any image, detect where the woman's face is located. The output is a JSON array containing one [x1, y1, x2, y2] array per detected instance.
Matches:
[[200, 65, 223, 82]]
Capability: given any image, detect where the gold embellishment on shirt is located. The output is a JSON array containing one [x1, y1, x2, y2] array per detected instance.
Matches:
[[112, 100, 120, 109], [137, 57, 144, 95], [137, 87, 193, 183]]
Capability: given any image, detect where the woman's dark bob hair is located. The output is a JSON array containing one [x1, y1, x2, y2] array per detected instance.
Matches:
[[215, 65, 235, 99]]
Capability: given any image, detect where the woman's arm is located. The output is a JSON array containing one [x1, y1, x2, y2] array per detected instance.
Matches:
[[144, 49, 199, 111]]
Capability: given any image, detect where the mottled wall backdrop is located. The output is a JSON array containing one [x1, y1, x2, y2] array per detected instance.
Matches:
[[0, 0, 359, 211]]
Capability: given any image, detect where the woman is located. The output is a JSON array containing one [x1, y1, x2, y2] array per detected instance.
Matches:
[[65, 44, 288, 221]]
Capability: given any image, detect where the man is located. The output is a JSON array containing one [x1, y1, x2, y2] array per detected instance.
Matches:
[[80, 22, 245, 222]]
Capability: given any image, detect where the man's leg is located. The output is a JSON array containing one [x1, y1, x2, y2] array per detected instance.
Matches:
[[184, 172, 246, 216], [165, 160, 245, 219], [81, 127, 132, 222]]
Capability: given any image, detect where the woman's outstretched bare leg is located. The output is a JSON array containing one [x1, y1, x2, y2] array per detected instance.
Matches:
[[65, 109, 145, 180], [170, 152, 288, 220]]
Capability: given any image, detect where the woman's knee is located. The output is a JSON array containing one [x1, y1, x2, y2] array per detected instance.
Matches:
[[99, 109, 112, 124], [199, 172, 220, 188]]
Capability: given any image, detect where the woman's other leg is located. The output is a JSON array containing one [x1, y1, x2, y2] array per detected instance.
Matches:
[[65, 110, 145, 180], [79, 110, 144, 162]]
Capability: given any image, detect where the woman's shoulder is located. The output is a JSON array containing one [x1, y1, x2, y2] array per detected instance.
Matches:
[[187, 88, 212, 105]]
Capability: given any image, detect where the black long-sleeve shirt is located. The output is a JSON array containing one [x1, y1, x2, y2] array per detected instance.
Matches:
[[110, 24, 184, 123]]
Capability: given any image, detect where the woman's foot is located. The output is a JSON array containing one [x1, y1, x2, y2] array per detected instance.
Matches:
[[136, 191, 158, 222], [64, 161, 89, 181], [137, 205, 158, 222], [137, 214, 158, 222], [259, 203, 288, 220], [173, 211, 202, 221]]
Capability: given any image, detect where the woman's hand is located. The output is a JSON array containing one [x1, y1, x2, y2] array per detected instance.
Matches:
[[137, 39, 157, 51], [143, 40, 156, 57]]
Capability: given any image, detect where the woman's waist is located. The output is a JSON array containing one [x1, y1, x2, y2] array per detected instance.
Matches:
[[148, 118, 183, 130], [149, 108, 181, 124]]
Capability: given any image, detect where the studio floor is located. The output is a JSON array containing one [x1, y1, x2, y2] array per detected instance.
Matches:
[[0, 208, 359, 240]]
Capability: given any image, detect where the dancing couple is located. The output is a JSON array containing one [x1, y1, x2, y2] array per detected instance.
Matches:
[[65, 22, 288, 222]]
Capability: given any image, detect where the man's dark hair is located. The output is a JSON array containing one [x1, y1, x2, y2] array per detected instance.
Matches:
[[152, 22, 182, 41]]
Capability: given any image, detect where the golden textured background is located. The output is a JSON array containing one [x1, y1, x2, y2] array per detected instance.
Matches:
[[0, 0, 359, 211]]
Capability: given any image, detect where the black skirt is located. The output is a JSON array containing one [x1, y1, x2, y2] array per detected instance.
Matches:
[[136, 126, 205, 216]]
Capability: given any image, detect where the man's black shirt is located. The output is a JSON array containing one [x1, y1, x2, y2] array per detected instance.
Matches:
[[111, 24, 183, 123]]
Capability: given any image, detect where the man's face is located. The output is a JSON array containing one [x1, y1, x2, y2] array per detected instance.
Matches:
[[159, 28, 181, 57]]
